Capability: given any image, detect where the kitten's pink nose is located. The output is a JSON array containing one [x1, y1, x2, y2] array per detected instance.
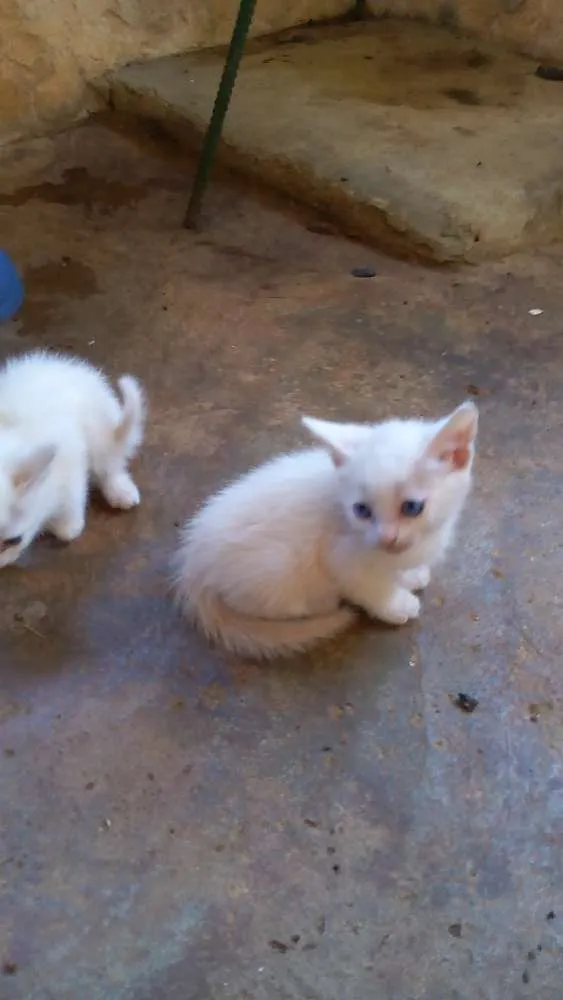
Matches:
[[379, 525, 399, 545]]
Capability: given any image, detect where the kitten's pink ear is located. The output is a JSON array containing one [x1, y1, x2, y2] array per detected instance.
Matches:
[[426, 402, 478, 471], [301, 416, 371, 467], [12, 444, 56, 493]]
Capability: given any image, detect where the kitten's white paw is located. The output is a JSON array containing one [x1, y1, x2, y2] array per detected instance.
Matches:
[[401, 565, 431, 592], [0, 545, 23, 568], [103, 474, 140, 510], [377, 589, 420, 626], [52, 515, 85, 542]]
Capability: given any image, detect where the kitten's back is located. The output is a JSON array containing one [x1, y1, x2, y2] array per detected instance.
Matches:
[[0, 352, 117, 430], [182, 448, 338, 600], [201, 448, 336, 535], [174, 446, 356, 657]]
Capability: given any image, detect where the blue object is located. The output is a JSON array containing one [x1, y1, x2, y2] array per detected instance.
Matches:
[[0, 250, 24, 321]]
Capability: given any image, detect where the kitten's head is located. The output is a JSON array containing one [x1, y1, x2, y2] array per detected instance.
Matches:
[[302, 402, 478, 555], [0, 442, 56, 567]]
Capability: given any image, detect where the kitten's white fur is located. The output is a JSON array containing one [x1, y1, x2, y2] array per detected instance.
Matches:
[[0, 350, 145, 567], [174, 402, 478, 659]]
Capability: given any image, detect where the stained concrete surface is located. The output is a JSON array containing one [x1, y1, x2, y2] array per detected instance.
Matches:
[[106, 19, 563, 264], [1, 119, 563, 999]]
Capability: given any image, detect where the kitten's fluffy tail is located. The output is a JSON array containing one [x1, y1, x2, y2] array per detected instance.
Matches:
[[177, 586, 356, 660], [115, 375, 145, 458]]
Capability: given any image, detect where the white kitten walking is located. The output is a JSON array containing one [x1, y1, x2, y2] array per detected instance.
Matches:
[[0, 350, 145, 566], [174, 402, 478, 659]]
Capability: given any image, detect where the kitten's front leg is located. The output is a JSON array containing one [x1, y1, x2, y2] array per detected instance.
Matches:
[[49, 469, 87, 542], [400, 565, 431, 592], [331, 541, 420, 626], [367, 586, 420, 625], [337, 565, 420, 625], [50, 508, 86, 542]]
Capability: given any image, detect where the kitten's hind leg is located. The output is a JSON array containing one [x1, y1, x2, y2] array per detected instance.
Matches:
[[97, 465, 140, 510], [94, 384, 143, 510], [95, 373, 144, 509], [400, 565, 430, 592]]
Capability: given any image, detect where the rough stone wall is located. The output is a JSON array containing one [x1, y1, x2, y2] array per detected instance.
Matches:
[[0, 0, 349, 145], [3, 0, 562, 147], [368, 0, 563, 62]]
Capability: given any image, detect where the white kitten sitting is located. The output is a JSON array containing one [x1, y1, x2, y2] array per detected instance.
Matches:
[[0, 350, 145, 567], [174, 401, 478, 659]]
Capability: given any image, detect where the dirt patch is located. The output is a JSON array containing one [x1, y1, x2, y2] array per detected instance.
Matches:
[[17, 257, 100, 335], [0, 166, 150, 214], [24, 257, 99, 299]]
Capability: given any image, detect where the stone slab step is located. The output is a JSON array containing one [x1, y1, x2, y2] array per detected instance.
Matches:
[[105, 20, 563, 262]]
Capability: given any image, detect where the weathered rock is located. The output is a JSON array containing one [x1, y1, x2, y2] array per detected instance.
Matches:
[[0, 0, 349, 145], [3, 0, 563, 146], [369, 0, 563, 65]]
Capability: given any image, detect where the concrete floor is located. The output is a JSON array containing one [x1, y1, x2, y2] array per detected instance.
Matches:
[[1, 120, 563, 999]]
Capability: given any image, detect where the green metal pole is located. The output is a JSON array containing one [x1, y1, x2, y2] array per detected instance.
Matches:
[[352, 0, 368, 17], [184, 0, 257, 229]]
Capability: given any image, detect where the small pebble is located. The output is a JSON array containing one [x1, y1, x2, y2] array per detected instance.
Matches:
[[452, 693, 479, 714], [536, 65, 563, 81], [351, 266, 376, 278], [269, 940, 288, 954], [528, 308, 543, 316]]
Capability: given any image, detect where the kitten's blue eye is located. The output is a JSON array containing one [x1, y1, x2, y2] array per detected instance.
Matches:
[[353, 502, 373, 520], [400, 499, 425, 518]]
